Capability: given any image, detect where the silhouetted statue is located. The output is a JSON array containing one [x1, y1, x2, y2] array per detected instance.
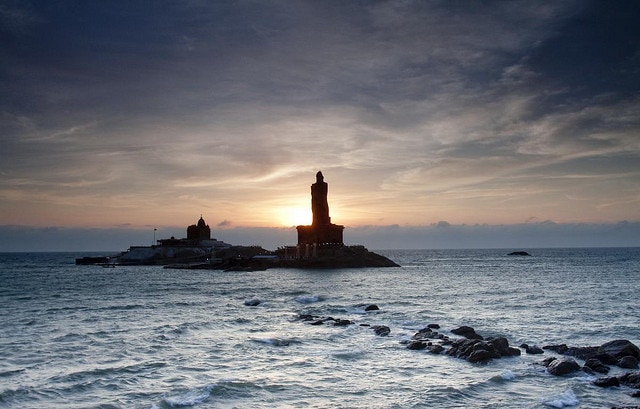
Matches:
[[297, 171, 344, 246], [311, 171, 330, 226]]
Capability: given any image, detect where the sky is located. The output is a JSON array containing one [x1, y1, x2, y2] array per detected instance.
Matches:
[[1, 0, 639, 251]]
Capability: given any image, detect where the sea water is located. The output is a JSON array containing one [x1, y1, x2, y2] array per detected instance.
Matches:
[[0, 248, 638, 408]]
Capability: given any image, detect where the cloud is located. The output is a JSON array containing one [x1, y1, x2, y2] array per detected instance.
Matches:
[[0, 1, 638, 230], [217, 220, 232, 227]]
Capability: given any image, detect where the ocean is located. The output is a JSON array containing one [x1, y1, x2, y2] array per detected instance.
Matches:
[[1, 248, 638, 408]]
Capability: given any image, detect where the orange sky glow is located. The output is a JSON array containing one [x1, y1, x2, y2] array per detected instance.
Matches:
[[1, 1, 639, 251]]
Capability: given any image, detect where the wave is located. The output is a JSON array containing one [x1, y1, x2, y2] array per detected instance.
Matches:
[[251, 337, 302, 347], [489, 370, 517, 382], [0, 368, 26, 378], [295, 294, 325, 304], [161, 384, 215, 407], [158, 379, 266, 407], [49, 361, 168, 385], [540, 389, 579, 408]]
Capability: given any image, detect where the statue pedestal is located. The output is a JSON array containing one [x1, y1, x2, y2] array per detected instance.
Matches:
[[296, 224, 344, 246]]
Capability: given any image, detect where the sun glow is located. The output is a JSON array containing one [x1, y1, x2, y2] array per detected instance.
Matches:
[[277, 206, 312, 226]]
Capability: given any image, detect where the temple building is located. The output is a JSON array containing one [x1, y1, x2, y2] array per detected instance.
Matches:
[[156, 215, 228, 248], [296, 171, 344, 246], [187, 216, 211, 240]]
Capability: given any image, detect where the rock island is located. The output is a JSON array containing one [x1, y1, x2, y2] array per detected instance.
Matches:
[[77, 171, 398, 269]]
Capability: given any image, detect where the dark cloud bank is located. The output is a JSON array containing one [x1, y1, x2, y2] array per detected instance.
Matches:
[[1, 222, 638, 252]]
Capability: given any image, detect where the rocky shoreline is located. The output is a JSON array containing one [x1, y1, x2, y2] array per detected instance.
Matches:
[[266, 303, 640, 407]]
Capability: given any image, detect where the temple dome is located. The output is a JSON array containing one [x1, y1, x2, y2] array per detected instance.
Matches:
[[187, 216, 211, 240]]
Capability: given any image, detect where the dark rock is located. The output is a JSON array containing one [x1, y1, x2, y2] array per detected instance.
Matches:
[[469, 348, 494, 363], [244, 298, 261, 306], [333, 319, 353, 327], [523, 344, 544, 354], [619, 372, 640, 389], [427, 344, 444, 354], [593, 377, 620, 388], [618, 356, 639, 369], [542, 357, 557, 367], [364, 304, 380, 311], [566, 346, 599, 360], [599, 340, 640, 360], [427, 323, 440, 329], [547, 358, 581, 376], [487, 337, 521, 357], [451, 326, 483, 340], [584, 358, 611, 374], [310, 318, 330, 326], [508, 251, 531, 256], [371, 325, 390, 336], [595, 353, 619, 365], [278, 244, 400, 268], [540, 341, 639, 370], [407, 341, 427, 350], [413, 327, 438, 340], [447, 338, 479, 359], [445, 336, 519, 363], [582, 366, 595, 375], [543, 344, 568, 354]]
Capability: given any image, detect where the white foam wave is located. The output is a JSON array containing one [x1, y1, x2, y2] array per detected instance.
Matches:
[[163, 384, 214, 407], [501, 370, 516, 380], [540, 389, 578, 408], [346, 306, 368, 314]]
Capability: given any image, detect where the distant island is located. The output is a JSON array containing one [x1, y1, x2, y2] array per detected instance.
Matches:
[[77, 171, 398, 269]]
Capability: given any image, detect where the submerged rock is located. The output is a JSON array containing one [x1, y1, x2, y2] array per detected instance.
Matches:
[[371, 325, 390, 336], [333, 318, 354, 327], [354, 303, 380, 311], [592, 377, 620, 388]]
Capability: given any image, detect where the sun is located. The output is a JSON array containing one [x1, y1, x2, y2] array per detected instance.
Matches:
[[277, 206, 312, 226]]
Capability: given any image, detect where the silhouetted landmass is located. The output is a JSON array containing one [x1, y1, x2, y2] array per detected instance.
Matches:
[[275, 245, 399, 268], [76, 172, 399, 269], [508, 251, 531, 256]]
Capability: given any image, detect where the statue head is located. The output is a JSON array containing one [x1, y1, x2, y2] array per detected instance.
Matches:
[[316, 171, 324, 183]]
